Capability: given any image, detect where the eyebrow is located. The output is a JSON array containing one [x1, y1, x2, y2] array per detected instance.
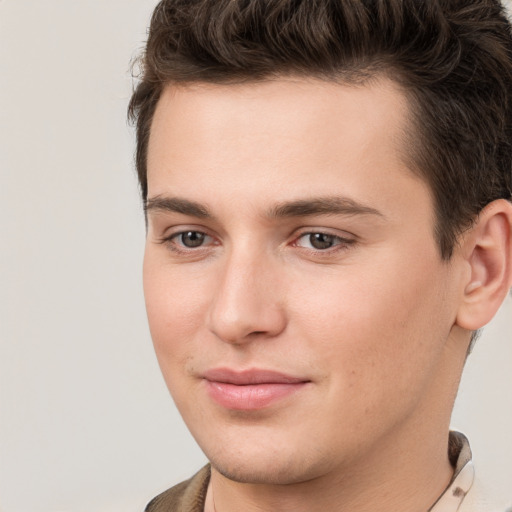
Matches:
[[267, 196, 385, 219], [144, 195, 385, 221], [145, 196, 212, 218]]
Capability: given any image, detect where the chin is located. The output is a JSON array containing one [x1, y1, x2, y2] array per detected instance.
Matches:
[[204, 441, 332, 485], [211, 458, 309, 485]]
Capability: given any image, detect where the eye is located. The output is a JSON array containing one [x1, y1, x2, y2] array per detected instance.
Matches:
[[157, 228, 218, 258], [294, 232, 353, 251], [171, 230, 211, 248]]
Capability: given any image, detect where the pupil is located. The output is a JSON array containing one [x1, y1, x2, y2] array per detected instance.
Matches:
[[310, 233, 334, 250], [182, 231, 205, 248]]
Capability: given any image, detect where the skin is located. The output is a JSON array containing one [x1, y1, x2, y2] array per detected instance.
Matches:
[[143, 77, 492, 512]]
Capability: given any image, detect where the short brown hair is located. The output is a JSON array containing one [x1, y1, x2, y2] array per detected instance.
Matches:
[[128, 0, 512, 258]]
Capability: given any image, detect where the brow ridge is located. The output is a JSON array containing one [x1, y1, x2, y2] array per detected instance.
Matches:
[[145, 196, 212, 218], [267, 196, 385, 219], [145, 195, 384, 221]]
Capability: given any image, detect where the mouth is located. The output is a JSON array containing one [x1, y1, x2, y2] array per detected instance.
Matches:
[[202, 368, 311, 410]]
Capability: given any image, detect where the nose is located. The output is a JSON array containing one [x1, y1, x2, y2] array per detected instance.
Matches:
[[207, 249, 287, 344]]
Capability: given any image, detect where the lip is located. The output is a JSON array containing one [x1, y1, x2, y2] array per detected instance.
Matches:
[[202, 368, 310, 410]]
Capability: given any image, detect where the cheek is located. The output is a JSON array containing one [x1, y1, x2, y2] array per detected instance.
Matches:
[[142, 250, 210, 369], [290, 250, 453, 394]]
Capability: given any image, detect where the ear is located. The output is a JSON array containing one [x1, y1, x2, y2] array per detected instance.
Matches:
[[456, 199, 512, 331]]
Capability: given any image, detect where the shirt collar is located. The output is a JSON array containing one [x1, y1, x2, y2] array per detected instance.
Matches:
[[429, 431, 475, 512]]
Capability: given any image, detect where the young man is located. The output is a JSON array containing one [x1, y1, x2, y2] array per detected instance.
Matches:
[[129, 1, 512, 511]]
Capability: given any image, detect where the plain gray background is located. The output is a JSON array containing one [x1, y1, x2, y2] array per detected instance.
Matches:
[[1, 1, 511, 511]]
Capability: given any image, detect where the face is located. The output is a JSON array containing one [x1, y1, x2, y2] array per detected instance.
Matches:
[[144, 78, 464, 485]]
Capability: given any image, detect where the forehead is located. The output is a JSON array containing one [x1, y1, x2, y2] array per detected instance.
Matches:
[[149, 77, 409, 158], [146, 77, 423, 218]]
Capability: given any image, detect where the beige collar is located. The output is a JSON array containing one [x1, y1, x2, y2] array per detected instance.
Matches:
[[429, 431, 475, 512]]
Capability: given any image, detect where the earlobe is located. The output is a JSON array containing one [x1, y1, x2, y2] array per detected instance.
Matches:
[[456, 199, 512, 331]]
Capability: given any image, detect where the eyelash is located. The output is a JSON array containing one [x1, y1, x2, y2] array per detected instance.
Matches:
[[158, 229, 356, 256], [158, 230, 217, 253], [292, 231, 356, 253]]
